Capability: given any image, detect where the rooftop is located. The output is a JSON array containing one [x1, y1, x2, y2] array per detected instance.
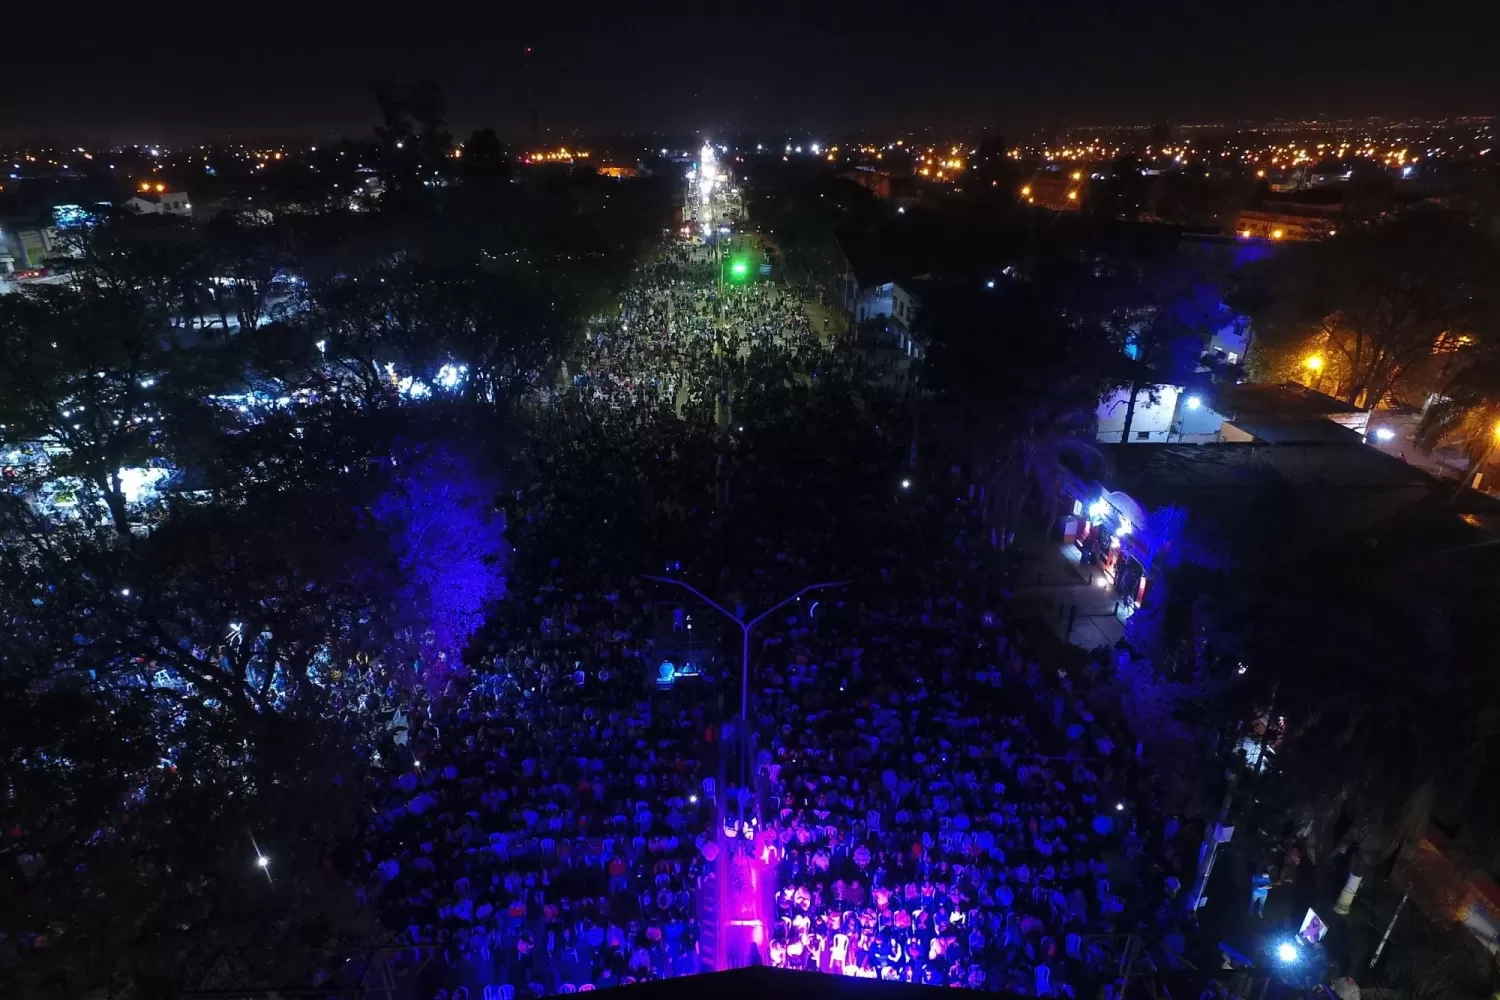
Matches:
[[1089, 441, 1483, 558], [1211, 381, 1364, 418]]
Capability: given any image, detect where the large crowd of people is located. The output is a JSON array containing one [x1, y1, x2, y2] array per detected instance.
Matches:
[[574, 242, 832, 418], [351, 234, 1177, 999]]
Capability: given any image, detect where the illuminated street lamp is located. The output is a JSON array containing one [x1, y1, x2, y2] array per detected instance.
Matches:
[[644, 574, 848, 724], [1303, 354, 1325, 391]]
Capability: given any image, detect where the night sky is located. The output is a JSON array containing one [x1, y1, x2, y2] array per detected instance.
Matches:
[[6, 0, 1496, 142]]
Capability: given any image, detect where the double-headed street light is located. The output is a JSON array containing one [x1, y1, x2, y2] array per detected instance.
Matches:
[[643, 574, 848, 723]]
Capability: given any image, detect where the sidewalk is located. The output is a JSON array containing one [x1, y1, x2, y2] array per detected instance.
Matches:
[[800, 297, 843, 345], [1009, 531, 1127, 649]]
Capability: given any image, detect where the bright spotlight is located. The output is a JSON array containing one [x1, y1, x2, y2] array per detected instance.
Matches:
[[1373, 427, 1395, 442], [901, 479, 911, 490], [1277, 942, 1298, 964], [1115, 802, 1125, 812], [256, 855, 270, 869], [689, 794, 699, 804], [1186, 395, 1202, 410]]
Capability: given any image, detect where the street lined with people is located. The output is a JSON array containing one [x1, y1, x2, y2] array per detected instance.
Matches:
[[350, 232, 1176, 999]]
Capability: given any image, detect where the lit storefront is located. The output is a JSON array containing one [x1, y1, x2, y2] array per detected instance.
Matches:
[[1060, 488, 1150, 609]]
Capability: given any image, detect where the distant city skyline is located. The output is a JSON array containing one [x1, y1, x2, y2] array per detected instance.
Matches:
[[4, 1, 1497, 142]]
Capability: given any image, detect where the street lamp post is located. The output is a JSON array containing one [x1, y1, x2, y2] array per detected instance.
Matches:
[[643, 575, 849, 723], [1303, 354, 1325, 392]]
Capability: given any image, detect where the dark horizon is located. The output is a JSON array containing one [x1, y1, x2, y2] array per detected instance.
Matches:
[[4, 0, 1496, 144]]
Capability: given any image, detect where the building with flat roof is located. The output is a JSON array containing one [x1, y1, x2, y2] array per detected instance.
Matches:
[[124, 190, 192, 216], [1055, 440, 1498, 611]]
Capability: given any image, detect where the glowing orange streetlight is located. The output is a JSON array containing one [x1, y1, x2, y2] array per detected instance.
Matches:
[[1304, 354, 1325, 391]]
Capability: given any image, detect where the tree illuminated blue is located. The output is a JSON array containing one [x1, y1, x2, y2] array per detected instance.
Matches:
[[371, 445, 507, 659]]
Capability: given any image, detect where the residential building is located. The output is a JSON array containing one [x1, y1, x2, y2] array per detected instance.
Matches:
[[1099, 381, 1371, 446], [1097, 384, 1182, 443], [124, 191, 192, 216], [1055, 440, 1489, 610], [889, 281, 923, 358], [2, 224, 58, 268], [842, 167, 891, 200]]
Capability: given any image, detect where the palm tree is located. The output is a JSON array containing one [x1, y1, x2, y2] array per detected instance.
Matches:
[[1415, 355, 1500, 498], [983, 401, 1100, 549]]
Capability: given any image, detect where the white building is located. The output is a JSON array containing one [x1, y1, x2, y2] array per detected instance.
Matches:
[[124, 191, 192, 217], [891, 282, 923, 358], [1097, 384, 1182, 443]]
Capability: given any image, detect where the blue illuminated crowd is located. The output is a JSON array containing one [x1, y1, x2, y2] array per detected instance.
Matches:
[[354, 237, 1180, 999]]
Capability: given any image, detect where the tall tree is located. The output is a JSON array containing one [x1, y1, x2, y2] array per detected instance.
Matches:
[[1069, 261, 1230, 443], [370, 77, 453, 189], [1416, 352, 1500, 495], [923, 281, 1110, 537], [0, 287, 220, 538], [202, 214, 296, 333], [1252, 207, 1500, 407], [51, 211, 207, 330], [464, 126, 512, 182], [985, 402, 1100, 549]]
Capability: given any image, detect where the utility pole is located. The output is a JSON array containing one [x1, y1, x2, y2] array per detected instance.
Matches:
[[643, 575, 849, 724], [1368, 891, 1409, 969], [643, 575, 847, 791]]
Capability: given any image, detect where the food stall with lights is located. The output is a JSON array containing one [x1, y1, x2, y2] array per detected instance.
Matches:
[[1060, 487, 1150, 609]]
